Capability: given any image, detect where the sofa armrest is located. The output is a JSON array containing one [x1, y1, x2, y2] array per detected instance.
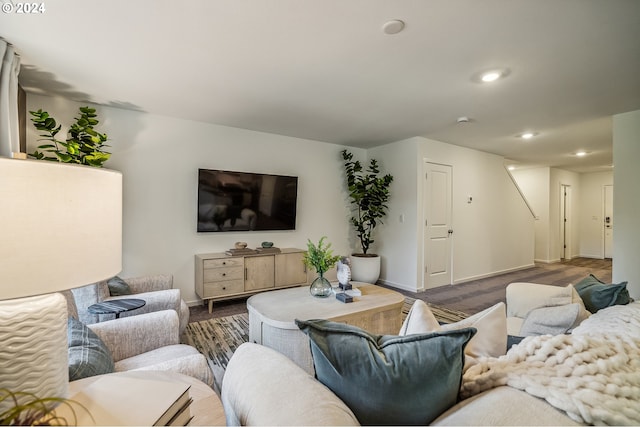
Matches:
[[222, 343, 359, 426], [88, 310, 180, 362], [106, 289, 181, 317], [124, 274, 173, 293], [506, 282, 573, 318]]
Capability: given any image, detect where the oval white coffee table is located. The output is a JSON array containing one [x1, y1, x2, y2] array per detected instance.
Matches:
[[247, 282, 404, 374]]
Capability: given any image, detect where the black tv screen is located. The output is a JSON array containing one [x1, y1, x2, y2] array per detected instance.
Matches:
[[197, 169, 298, 232]]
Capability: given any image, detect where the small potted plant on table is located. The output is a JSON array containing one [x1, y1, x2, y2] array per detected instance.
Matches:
[[303, 236, 340, 298]]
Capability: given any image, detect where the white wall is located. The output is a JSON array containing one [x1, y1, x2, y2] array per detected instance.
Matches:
[[511, 168, 550, 262], [579, 172, 613, 258], [26, 94, 362, 304], [513, 167, 583, 262], [364, 139, 420, 290], [613, 109, 640, 299], [370, 137, 535, 292], [24, 95, 543, 299]]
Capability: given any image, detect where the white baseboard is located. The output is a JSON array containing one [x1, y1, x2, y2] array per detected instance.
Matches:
[[578, 254, 606, 260], [376, 278, 421, 293], [453, 263, 536, 285], [534, 258, 561, 264], [378, 263, 536, 290]]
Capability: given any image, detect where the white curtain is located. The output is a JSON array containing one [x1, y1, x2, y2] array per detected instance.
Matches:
[[0, 39, 21, 158]]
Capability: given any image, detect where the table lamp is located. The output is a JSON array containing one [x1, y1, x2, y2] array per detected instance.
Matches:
[[0, 157, 122, 412]]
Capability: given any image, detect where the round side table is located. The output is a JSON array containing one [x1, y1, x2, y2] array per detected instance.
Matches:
[[88, 298, 146, 319]]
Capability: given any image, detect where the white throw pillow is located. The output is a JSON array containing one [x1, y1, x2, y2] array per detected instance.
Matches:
[[399, 299, 440, 335], [440, 302, 507, 368], [399, 300, 507, 371]]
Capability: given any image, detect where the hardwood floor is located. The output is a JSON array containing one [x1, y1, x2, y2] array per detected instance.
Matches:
[[188, 257, 612, 321], [399, 257, 612, 315]]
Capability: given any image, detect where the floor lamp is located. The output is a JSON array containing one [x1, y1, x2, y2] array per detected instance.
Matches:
[[0, 157, 122, 412]]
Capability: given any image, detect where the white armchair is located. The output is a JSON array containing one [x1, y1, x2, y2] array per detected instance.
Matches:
[[85, 310, 212, 386]]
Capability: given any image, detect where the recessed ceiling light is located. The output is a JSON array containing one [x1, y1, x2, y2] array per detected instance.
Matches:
[[481, 72, 501, 82], [382, 20, 405, 35], [575, 151, 588, 157], [519, 132, 537, 139], [472, 68, 510, 83]]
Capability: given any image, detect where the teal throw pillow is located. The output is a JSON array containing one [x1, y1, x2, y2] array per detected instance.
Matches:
[[107, 276, 132, 296], [296, 319, 476, 426], [67, 317, 115, 381], [574, 274, 630, 313]]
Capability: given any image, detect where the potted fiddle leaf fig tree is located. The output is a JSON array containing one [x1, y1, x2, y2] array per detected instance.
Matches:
[[28, 106, 111, 168], [341, 149, 393, 284]]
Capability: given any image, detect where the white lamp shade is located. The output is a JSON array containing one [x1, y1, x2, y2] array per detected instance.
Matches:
[[0, 158, 122, 299]]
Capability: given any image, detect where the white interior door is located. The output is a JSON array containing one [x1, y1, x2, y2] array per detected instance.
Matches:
[[560, 185, 572, 260], [423, 161, 452, 289], [604, 185, 613, 258]]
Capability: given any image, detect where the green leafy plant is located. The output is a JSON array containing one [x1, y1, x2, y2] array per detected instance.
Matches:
[[303, 236, 341, 276], [341, 149, 394, 255], [28, 106, 111, 167], [0, 388, 88, 426]]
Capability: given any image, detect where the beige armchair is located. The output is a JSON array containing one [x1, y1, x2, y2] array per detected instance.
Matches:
[[67, 274, 190, 335]]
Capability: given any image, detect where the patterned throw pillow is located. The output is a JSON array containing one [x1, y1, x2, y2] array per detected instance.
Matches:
[[296, 319, 475, 425], [67, 317, 115, 381]]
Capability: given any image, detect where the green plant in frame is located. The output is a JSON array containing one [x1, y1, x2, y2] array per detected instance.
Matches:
[[28, 106, 111, 167], [303, 236, 340, 276], [341, 149, 393, 255], [0, 388, 90, 426]]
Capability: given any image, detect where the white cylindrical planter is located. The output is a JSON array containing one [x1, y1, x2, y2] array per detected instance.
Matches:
[[350, 255, 381, 284]]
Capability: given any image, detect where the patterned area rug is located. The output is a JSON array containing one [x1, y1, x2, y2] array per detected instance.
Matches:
[[184, 297, 467, 392]]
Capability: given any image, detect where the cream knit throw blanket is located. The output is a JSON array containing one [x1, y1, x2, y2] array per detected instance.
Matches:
[[460, 303, 640, 425]]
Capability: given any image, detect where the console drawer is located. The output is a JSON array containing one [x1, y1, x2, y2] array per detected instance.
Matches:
[[203, 257, 244, 269], [204, 280, 244, 297], [203, 266, 244, 282]]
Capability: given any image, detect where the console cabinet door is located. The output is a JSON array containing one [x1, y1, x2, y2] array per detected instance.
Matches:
[[275, 252, 307, 287], [244, 256, 275, 291]]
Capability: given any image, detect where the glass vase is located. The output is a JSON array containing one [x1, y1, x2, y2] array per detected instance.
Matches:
[[309, 274, 333, 298]]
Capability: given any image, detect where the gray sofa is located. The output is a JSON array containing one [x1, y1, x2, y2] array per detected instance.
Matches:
[[221, 295, 640, 425]]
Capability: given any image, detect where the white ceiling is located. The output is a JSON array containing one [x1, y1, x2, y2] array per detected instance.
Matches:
[[2, 0, 639, 173]]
